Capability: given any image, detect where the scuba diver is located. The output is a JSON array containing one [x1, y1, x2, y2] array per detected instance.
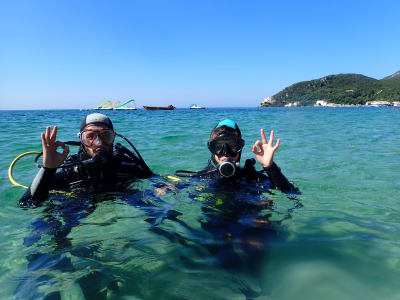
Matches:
[[19, 113, 153, 207], [176, 119, 296, 192], [15, 113, 187, 299], [173, 119, 299, 299]]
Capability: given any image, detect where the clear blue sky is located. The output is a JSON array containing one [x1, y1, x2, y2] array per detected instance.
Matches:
[[1, 0, 399, 109]]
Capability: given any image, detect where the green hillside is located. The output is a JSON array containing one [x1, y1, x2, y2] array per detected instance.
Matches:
[[381, 71, 400, 81], [265, 71, 400, 106]]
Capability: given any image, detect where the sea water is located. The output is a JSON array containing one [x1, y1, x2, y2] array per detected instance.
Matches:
[[0, 108, 399, 299]]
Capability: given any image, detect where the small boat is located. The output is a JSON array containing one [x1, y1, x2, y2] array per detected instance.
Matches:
[[190, 104, 205, 109], [114, 99, 137, 110], [94, 100, 112, 110], [101, 101, 120, 110], [114, 107, 137, 110], [143, 104, 175, 110]]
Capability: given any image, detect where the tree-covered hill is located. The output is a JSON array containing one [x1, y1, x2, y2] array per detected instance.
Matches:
[[265, 71, 400, 106], [382, 71, 400, 81]]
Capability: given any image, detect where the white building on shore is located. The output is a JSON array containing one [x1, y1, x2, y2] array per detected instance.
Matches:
[[365, 101, 392, 107], [284, 101, 300, 107], [315, 100, 328, 106]]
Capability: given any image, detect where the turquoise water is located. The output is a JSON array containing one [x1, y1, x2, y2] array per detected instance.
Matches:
[[0, 108, 399, 299]]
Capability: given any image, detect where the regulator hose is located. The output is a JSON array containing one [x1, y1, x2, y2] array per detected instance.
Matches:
[[8, 151, 41, 188], [9, 134, 150, 188], [9, 141, 80, 188]]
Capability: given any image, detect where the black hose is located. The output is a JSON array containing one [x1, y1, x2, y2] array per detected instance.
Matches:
[[33, 135, 151, 173], [116, 133, 152, 174], [174, 168, 218, 178], [34, 141, 81, 168]]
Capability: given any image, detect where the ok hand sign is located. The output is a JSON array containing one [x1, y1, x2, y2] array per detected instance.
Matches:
[[41, 126, 70, 169], [252, 129, 280, 168]]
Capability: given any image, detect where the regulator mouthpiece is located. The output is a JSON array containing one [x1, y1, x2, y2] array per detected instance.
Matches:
[[217, 160, 239, 178], [91, 150, 112, 166]]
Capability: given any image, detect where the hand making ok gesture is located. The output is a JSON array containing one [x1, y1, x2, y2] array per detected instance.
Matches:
[[41, 126, 70, 169], [252, 129, 280, 168]]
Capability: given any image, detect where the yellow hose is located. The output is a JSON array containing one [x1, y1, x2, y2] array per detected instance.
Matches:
[[8, 151, 76, 197], [166, 175, 182, 182], [8, 151, 41, 189]]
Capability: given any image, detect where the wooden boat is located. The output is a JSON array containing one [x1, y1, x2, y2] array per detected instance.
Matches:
[[143, 104, 175, 110]]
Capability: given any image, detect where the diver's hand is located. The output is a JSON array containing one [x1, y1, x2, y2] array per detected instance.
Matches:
[[41, 126, 70, 169], [252, 129, 280, 168], [154, 183, 178, 197]]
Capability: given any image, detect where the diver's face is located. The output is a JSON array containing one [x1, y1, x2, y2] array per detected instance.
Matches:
[[81, 124, 114, 157], [209, 132, 242, 164], [214, 153, 240, 164]]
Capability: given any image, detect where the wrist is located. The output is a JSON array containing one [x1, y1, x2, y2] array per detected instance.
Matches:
[[39, 166, 57, 176], [42, 163, 59, 170], [263, 161, 276, 170], [261, 160, 273, 168], [43, 166, 58, 170]]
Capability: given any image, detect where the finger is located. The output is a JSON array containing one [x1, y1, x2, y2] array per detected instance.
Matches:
[[255, 140, 263, 148], [260, 128, 268, 144], [274, 138, 280, 150], [61, 145, 70, 159], [252, 140, 263, 154], [50, 126, 58, 143], [269, 130, 275, 146], [41, 132, 47, 151], [54, 141, 65, 150], [252, 142, 258, 154], [45, 126, 51, 145]]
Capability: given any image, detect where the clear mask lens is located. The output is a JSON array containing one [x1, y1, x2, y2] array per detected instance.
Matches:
[[81, 129, 115, 146]]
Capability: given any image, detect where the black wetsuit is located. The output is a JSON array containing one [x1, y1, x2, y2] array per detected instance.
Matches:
[[193, 158, 296, 193], [178, 158, 299, 296], [19, 143, 153, 207], [16, 145, 161, 299]]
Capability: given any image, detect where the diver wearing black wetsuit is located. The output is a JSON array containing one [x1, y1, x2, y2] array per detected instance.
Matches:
[[175, 119, 296, 193], [173, 119, 299, 298], [19, 113, 153, 207], [16, 113, 156, 299], [192, 158, 294, 192]]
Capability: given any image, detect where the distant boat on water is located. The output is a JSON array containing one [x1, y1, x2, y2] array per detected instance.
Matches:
[[114, 106, 137, 110], [101, 101, 120, 110], [94, 99, 137, 110], [94, 100, 112, 110], [143, 104, 175, 110], [189, 104, 205, 109], [114, 99, 137, 110]]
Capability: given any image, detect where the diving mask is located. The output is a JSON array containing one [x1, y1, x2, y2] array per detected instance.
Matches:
[[80, 128, 115, 147], [208, 135, 245, 157]]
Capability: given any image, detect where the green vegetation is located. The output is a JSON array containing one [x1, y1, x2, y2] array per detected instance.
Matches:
[[266, 71, 400, 106]]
